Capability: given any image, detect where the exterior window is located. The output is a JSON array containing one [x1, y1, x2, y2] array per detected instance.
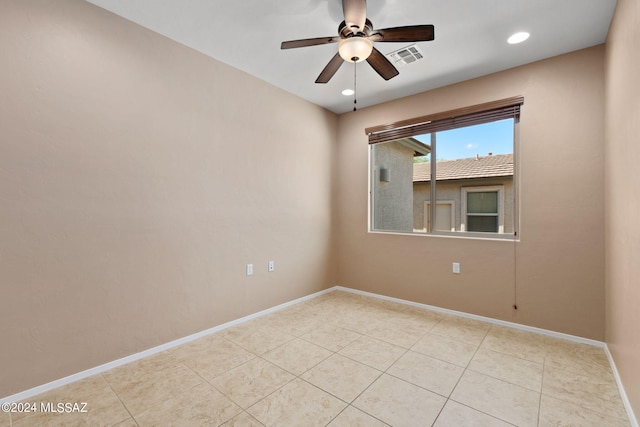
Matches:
[[423, 201, 455, 232], [461, 186, 504, 233], [366, 97, 522, 239]]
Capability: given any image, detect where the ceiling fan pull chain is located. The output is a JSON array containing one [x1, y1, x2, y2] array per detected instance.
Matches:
[[353, 60, 357, 111]]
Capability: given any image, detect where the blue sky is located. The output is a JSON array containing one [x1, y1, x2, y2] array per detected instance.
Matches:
[[414, 118, 514, 161]]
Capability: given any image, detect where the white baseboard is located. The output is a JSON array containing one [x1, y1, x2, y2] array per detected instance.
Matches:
[[604, 344, 639, 427], [334, 286, 604, 347], [334, 286, 638, 426], [4, 284, 637, 427], [1, 287, 334, 404]]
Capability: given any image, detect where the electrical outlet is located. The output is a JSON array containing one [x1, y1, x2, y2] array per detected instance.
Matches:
[[246, 264, 253, 276], [268, 261, 275, 272], [452, 262, 460, 274]]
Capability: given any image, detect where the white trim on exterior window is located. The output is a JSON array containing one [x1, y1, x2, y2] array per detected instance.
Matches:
[[424, 200, 456, 232], [461, 186, 505, 233]]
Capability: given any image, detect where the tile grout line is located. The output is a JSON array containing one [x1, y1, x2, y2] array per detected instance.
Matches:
[[277, 307, 431, 425], [179, 360, 248, 423], [335, 287, 605, 348], [270, 298, 524, 426], [333, 286, 624, 421], [254, 342, 385, 426], [191, 324, 357, 425], [349, 314, 526, 426], [424, 315, 456, 427], [100, 372, 139, 427], [439, 325, 510, 426], [537, 354, 547, 427], [337, 312, 441, 425], [0, 286, 604, 405], [0, 288, 335, 405], [538, 358, 631, 423], [331, 340, 406, 426], [5, 289, 631, 426], [604, 344, 640, 427], [209, 307, 353, 423], [155, 303, 630, 426], [293, 332, 385, 424]]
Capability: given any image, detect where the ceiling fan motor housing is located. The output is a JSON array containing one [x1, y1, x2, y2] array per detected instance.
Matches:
[[339, 19, 373, 38]]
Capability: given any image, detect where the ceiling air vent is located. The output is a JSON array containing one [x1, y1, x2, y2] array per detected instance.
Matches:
[[386, 44, 424, 67]]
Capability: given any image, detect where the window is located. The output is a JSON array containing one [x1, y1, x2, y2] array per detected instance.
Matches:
[[424, 201, 455, 232], [461, 186, 504, 233], [367, 97, 522, 238]]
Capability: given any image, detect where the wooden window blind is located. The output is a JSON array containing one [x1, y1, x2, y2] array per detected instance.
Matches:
[[365, 96, 524, 145]]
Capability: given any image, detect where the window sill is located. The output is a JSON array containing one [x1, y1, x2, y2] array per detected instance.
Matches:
[[368, 229, 519, 242]]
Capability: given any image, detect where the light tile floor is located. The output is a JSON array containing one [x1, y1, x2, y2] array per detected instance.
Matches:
[[5, 290, 631, 426]]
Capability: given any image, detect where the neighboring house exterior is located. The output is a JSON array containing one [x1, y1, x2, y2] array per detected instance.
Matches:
[[371, 138, 431, 232], [372, 142, 514, 235], [413, 153, 514, 234]]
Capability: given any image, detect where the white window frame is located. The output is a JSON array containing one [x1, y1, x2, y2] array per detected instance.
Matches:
[[460, 186, 505, 234], [366, 97, 522, 240], [424, 200, 456, 232]]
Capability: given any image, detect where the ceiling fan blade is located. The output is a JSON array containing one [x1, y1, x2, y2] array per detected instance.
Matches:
[[366, 47, 399, 80], [368, 25, 435, 42], [316, 53, 344, 84], [342, 0, 367, 33], [281, 36, 341, 49]]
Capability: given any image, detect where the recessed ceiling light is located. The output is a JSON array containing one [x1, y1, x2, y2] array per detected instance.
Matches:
[[508, 32, 530, 44], [342, 89, 355, 96]]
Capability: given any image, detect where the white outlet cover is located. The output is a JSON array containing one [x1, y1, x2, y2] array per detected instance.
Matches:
[[268, 261, 275, 272]]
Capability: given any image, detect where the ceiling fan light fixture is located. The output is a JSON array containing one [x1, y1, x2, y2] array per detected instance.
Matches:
[[338, 37, 373, 62], [342, 88, 355, 96], [507, 31, 530, 44]]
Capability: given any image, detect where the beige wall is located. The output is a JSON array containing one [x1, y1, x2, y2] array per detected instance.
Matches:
[[335, 46, 605, 340], [605, 0, 640, 417], [3, 0, 629, 405], [0, 0, 337, 397]]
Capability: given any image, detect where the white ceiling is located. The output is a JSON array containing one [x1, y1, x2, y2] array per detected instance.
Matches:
[[85, 0, 617, 114]]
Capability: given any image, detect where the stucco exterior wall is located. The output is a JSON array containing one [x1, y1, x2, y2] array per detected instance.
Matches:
[[372, 142, 416, 232], [413, 178, 514, 234]]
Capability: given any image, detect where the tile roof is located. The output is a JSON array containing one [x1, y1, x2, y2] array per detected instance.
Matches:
[[413, 153, 514, 182]]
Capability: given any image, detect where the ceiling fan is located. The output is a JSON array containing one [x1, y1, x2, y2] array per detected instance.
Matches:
[[281, 0, 435, 83]]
